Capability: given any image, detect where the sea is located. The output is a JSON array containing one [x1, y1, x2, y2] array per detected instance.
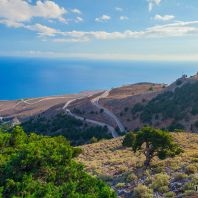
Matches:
[[1, 57, 198, 100]]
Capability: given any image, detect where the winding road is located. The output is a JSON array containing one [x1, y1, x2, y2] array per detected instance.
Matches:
[[0, 91, 124, 138], [62, 96, 118, 138], [91, 91, 125, 133], [62, 91, 126, 138]]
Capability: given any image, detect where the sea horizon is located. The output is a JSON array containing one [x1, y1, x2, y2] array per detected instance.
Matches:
[[1, 57, 198, 100]]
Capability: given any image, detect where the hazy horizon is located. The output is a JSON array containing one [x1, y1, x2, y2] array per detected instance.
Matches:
[[1, 57, 198, 100]]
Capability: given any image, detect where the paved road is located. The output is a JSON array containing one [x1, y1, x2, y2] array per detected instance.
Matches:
[[62, 94, 118, 138], [91, 91, 125, 133]]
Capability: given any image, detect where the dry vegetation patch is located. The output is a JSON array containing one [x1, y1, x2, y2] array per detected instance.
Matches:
[[77, 132, 198, 197]]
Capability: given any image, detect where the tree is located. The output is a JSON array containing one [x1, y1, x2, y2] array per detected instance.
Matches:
[[122, 132, 136, 147], [9, 126, 27, 146], [123, 127, 183, 169]]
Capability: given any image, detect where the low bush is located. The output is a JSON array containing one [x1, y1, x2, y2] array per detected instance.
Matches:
[[133, 184, 153, 198], [185, 164, 198, 175], [151, 173, 170, 193]]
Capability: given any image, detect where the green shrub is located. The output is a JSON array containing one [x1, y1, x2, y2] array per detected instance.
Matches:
[[163, 191, 176, 198], [148, 87, 153, 91], [184, 174, 198, 191], [115, 183, 125, 189], [168, 122, 185, 132], [185, 164, 198, 175], [173, 173, 188, 182], [183, 190, 197, 197], [0, 127, 116, 198], [131, 103, 144, 114], [194, 120, 198, 128], [122, 132, 136, 147], [151, 173, 170, 193], [90, 136, 98, 144], [124, 107, 129, 112], [133, 184, 153, 198], [126, 173, 138, 183]]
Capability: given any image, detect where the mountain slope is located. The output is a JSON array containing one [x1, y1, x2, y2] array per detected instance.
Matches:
[[2, 74, 198, 141], [77, 132, 198, 197]]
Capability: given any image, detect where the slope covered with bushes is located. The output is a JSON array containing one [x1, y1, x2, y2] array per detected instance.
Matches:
[[78, 132, 198, 197], [0, 126, 116, 198], [131, 81, 198, 131], [21, 113, 112, 145]]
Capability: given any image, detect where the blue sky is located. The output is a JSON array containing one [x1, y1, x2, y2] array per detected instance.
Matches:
[[0, 0, 198, 61]]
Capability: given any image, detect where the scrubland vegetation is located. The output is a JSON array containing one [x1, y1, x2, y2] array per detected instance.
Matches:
[[1, 80, 198, 197], [78, 132, 198, 197], [118, 81, 198, 132], [0, 126, 116, 197], [21, 113, 111, 145], [139, 82, 198, 131]]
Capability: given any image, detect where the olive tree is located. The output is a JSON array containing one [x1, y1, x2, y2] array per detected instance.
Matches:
[[123, 127, 183, 168]]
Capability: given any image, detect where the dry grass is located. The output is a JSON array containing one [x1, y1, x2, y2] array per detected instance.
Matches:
[[77, 132, 198, 197]]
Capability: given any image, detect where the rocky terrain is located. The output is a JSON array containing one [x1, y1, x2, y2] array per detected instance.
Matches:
[[77, 132, 198, 198]]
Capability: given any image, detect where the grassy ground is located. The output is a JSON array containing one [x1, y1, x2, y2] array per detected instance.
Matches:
[[77, 132, 198, 197]]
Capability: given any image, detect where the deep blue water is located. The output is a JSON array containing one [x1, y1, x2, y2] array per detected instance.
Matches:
[[0, 57, 198, 100]]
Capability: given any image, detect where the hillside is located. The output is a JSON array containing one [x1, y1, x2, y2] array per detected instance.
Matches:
[[21, 112, 112, 145], [0, 83, 165, 144], [66, 83, 165, 132], [139, 81, 198, 131], [1, 76, 198, 197], [0, 91, 99, 123], [77, 132, 198, 198], [2, 74, 198, 144], [97, 74, 198, 132]]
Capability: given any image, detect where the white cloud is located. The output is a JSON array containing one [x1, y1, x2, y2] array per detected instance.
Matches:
[[95, 15, 111, 22], [115, 7, 123, 12], [26, 23, 59, 37], [0, 19, 24, 28], [71, 8, 82, 15], [120, 16, 129, 21], [148, 0, 161, 12], [0, 0, 67, 27], [51, 21, 198, 42], [154, 14, 175, 21], [33, 1, 66, 21], [75, 17, 83, 23], [1, 5, 198, 42]]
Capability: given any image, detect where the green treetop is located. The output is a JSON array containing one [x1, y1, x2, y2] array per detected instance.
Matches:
[[123, 127, 183, 169]]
